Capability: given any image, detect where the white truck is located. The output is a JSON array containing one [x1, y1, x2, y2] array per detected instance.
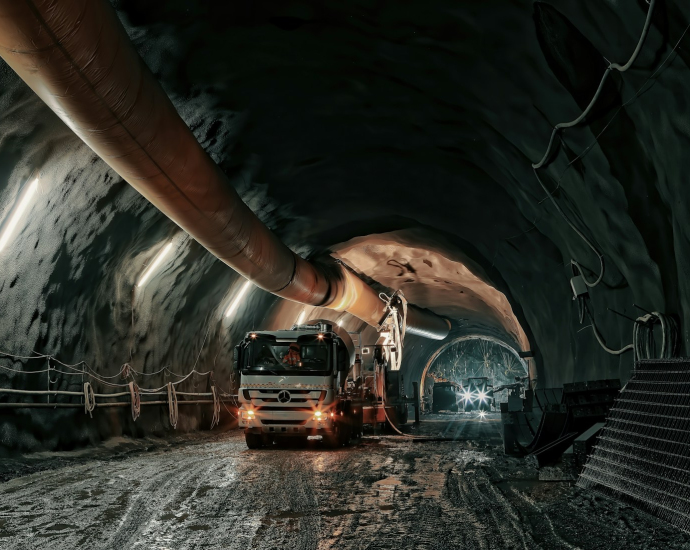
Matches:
[[233, 322, 364, 449]]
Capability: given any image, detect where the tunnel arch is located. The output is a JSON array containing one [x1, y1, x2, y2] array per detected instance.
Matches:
[[418, 334, 530, 398]]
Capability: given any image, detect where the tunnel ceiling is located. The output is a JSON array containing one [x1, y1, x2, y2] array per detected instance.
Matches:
[[330, 228, 529, 351], [0, 0, 688, 407]]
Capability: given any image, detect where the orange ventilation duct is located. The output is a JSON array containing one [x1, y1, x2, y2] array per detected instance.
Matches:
[[0, 0, 450, 339]]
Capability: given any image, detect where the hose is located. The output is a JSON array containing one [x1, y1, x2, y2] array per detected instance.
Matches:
[[129, 381, 141, 421], [83, 382, 96, 417], [167, 382, 179, 429], [210, 386, 220, 429], [633, 312, 679, 360], [584, 301, 678, 360]]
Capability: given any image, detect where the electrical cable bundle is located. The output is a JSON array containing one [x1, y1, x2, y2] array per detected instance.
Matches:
[[129, 381, 141, 421], [83, 382, 96, 417], [210, 386, 221, 429], [580, 297, 679, 361], [167, 382, 178, 429], [633, 312, 679, 360]]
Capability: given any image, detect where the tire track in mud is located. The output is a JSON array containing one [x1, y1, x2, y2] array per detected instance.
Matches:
[[1, 420, 689, 549], [102, 458, 207, 549], [444, 453, 538, 550], [0, 440, 257, 550], [242, 449, 322, 550], [492, 482, 581, 550]]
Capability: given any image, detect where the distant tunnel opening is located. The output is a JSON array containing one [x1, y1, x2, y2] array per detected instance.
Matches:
[[420, 336, 529, 414]]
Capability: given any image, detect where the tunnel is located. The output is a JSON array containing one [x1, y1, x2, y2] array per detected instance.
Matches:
[[1, 0, 690, 547]]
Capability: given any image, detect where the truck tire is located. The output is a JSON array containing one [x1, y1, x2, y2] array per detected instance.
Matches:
[[325, 424, 348, 449], [245, 433, 262, 449]]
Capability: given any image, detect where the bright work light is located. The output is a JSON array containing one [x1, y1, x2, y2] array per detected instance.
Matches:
[[137, 242, 173, 288], [0, 177, 38, 253]]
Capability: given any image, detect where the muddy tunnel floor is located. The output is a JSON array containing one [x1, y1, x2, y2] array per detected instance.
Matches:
[[0, 414, 689, 549]]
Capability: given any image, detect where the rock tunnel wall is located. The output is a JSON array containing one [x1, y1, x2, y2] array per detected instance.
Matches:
[[1, 0, 689, 450]]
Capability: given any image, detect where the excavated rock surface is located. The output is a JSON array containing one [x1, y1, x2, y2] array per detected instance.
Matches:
[[1, 0, 689, 449]]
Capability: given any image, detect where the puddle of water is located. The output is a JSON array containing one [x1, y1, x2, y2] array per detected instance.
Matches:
[[374, 477, 401, 486], [271, 511, 306, 519], [322, 509, 364, 517]]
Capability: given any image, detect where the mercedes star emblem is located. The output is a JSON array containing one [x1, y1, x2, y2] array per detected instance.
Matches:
[[278, 390, 291, 403]]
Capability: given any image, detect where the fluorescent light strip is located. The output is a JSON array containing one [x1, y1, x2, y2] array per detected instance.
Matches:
[[225, 280, 253, 318], [137, 242, 173, 288], [296, 310, 306, 326], [0, 178, 39, 252]]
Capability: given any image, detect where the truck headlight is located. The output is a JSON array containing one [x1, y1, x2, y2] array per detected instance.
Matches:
[[241, 410, 255, 420], [314, 410, 324, 422]]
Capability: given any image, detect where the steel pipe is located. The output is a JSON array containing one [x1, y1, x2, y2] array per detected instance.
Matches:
[[406, 305, 452, 340], [0, 0, 448, 338]]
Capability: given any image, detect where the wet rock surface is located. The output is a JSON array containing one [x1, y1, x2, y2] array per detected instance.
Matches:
[[0, 415, 687, 549]]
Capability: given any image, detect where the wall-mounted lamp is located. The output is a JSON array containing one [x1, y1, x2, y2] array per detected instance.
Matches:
[[225, 279, 253, 319], [0, 177, 39, 252], [137, 242, 173, 288]]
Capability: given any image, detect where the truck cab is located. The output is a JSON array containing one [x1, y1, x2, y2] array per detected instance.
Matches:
[[234, 322, 361, 449]]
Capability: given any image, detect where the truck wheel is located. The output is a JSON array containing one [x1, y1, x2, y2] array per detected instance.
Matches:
[[245, 433, 263, 449], [325, 425, 345, 449], [339, 424, 352, 447]]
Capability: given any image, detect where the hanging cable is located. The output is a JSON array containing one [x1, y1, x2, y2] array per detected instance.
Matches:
[[210, 386, 220, 429], [533, 0, 657, 170], [167, 382, 179, 429], [633, 312, 679, 360], [129, 381, 141, 421], [532, 0, 656, 288], [534, 168, 605, 288], [541, 21, 690, 205], [83, 382, 96, 417], [583, 300, 678, 360]]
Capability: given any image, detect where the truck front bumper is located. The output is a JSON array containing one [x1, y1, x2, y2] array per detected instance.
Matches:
[[244, 425, 333, 437], [239, 409, 335, 436]]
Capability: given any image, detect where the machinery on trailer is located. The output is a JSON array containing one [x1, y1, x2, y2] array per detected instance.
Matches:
[[432, 381, 462, 413], [234, 322, 363, 449], [359, 333, 416, 428], [461, 377, 493, 412]]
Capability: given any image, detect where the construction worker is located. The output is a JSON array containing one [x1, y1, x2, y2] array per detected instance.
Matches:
[[283, 343, 302, 367]]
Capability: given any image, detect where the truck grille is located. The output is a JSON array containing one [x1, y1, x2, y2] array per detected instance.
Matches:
[[242, 389, 326, 404]]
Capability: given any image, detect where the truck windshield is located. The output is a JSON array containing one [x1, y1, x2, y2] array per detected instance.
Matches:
[[243, 336, 331, 375]]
